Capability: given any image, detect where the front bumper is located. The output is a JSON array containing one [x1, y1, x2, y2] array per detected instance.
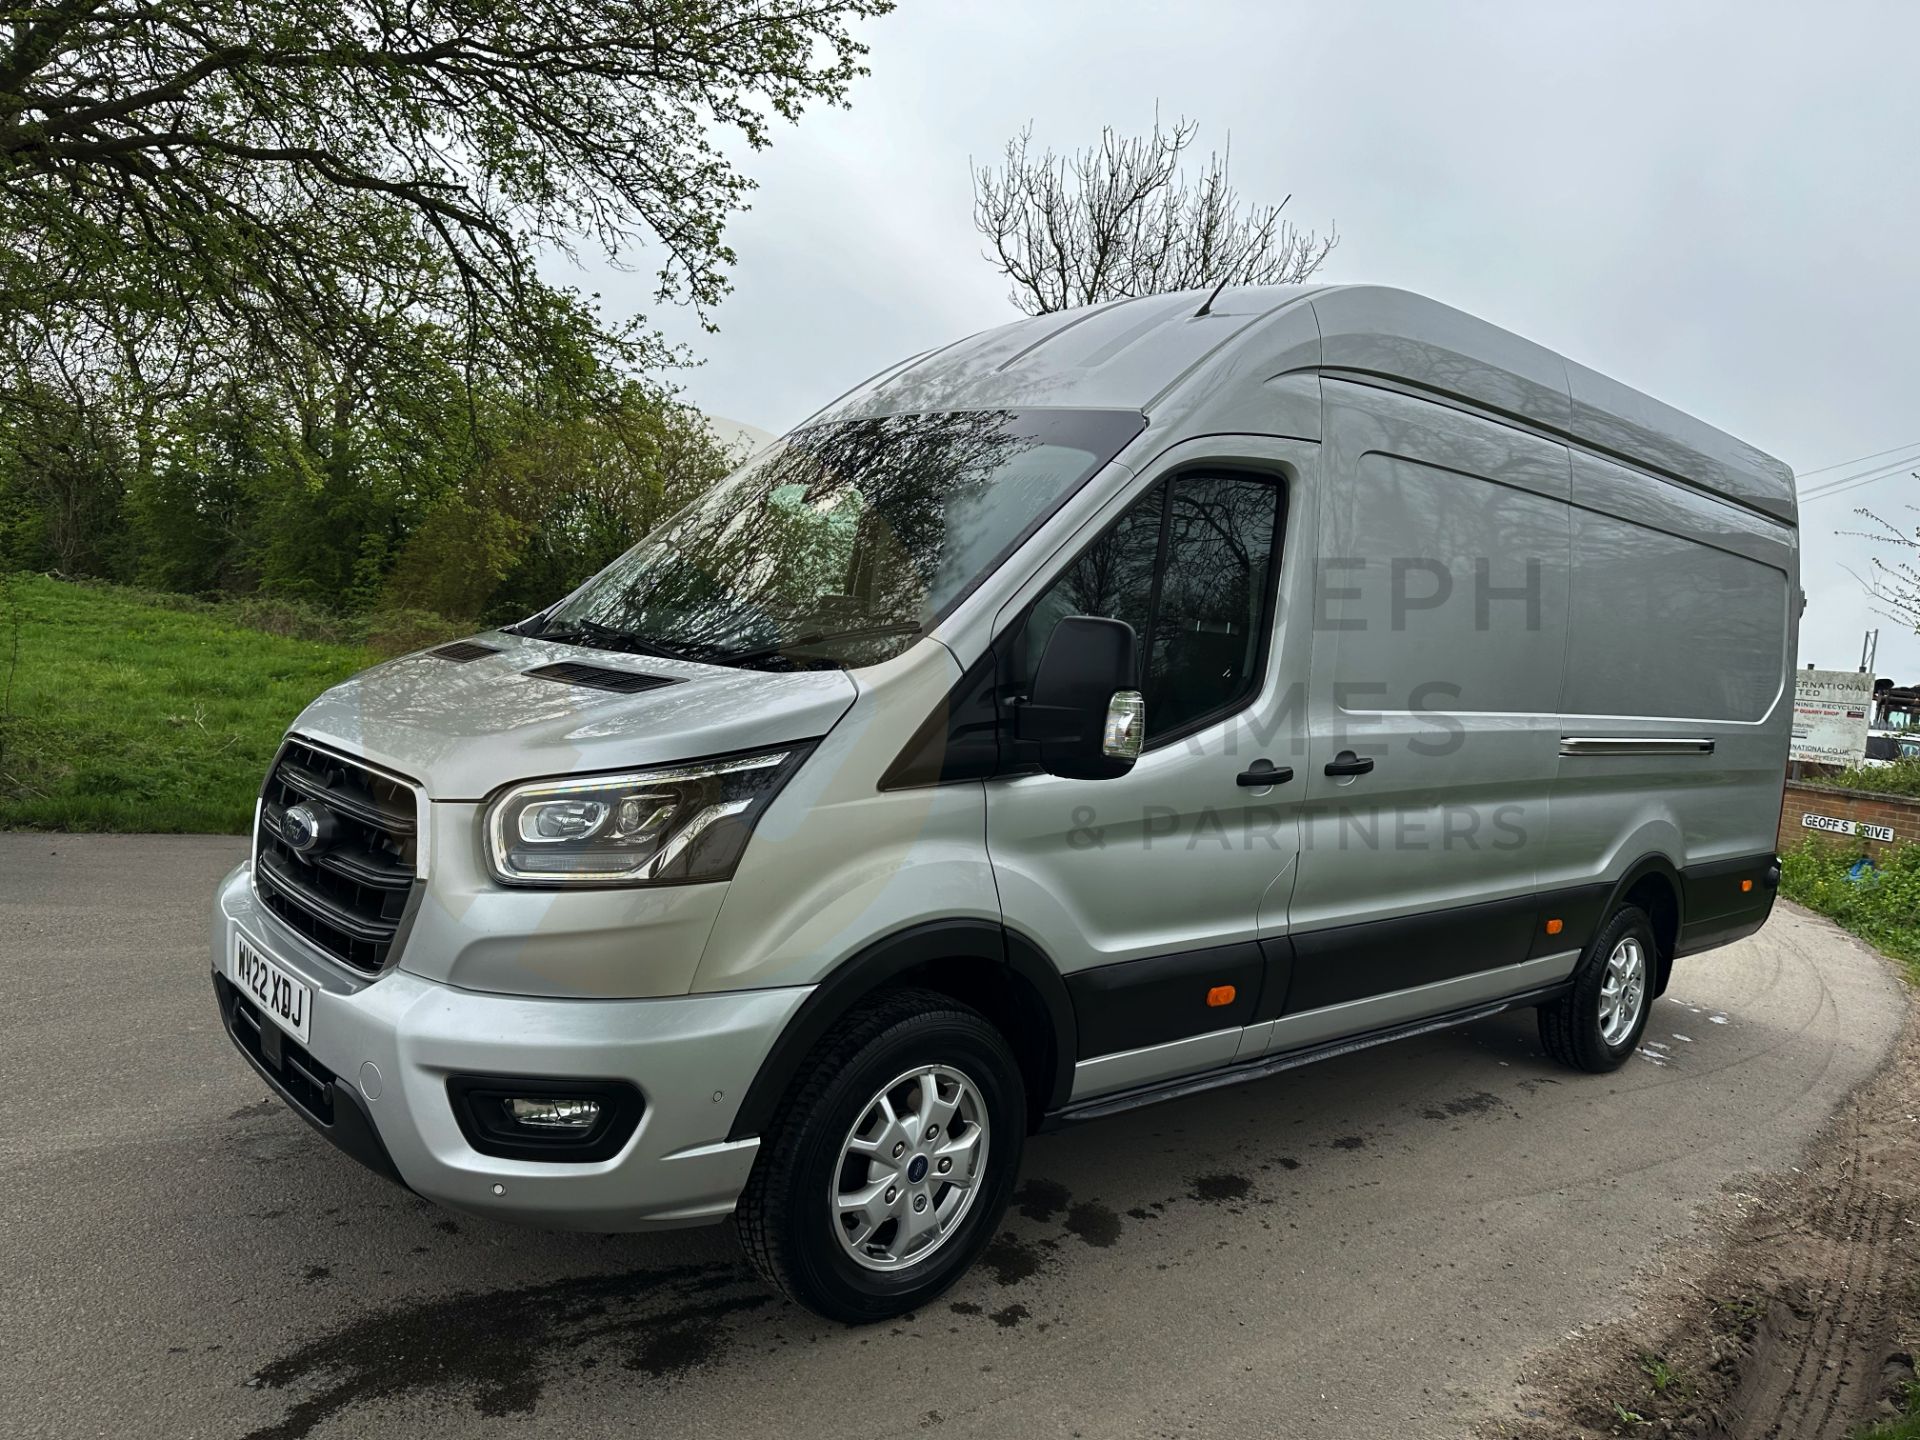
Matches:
[[211, 863, 810, 1230]]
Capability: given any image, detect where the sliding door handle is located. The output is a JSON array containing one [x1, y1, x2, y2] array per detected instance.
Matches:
[[1235, 760, 1294, 787], [1323, 752, 1375, 777]]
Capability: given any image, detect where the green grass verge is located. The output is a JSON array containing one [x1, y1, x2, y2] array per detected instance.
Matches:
[[1780, 838, 1920, 986], [1855, 1382, 1920, 1440], [0, 573, 374, 833]]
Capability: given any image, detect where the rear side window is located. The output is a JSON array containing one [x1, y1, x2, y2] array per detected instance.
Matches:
[[1020, 472, 1284, 742]]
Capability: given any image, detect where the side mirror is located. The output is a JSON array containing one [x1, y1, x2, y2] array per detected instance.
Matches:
[[1016, 615, 1145, 780]]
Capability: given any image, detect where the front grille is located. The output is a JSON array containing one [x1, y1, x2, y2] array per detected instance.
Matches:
[[254, 738, 419, 975]]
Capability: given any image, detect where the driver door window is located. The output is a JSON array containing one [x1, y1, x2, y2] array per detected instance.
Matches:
[[1020, 472, 1284, 743]]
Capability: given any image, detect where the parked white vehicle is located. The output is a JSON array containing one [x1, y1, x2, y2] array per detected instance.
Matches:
[[1861, 729, 1920, 768]]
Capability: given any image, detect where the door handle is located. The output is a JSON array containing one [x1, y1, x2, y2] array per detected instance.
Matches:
[[1323, 752, 1375, 777], [1235, 759, 1294, 788]]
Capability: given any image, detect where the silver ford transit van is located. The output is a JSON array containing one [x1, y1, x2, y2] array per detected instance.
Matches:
[[211, 285, 1795, 1321]]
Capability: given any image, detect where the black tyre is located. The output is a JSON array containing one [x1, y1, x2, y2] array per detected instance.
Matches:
[[734, 988, 1026, 1323], [1538, 904, 1657, 1073]]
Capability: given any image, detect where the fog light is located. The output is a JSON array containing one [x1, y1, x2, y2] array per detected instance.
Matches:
[[503, 1096, 602, 1131], [448, 1075, 642, 1162]]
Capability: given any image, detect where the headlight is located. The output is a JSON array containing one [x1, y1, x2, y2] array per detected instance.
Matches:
[[484, 745, 810, 887]]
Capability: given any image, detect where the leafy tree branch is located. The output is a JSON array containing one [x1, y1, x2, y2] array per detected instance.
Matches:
[[1, 0, 892, 390]]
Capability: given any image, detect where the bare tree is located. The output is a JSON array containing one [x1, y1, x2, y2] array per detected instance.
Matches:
[[1846, 490, 1920, 631], [972, 115, 1336, 315]]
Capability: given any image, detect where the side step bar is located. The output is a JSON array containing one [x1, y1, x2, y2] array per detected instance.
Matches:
[[1043, 982, 1571, 1128]]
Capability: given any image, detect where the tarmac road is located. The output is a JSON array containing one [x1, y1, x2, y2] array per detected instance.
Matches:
[[1, 832, 1905, 1440]]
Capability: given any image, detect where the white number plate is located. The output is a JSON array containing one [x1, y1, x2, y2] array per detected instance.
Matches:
[[230, 932, 312, 1045]]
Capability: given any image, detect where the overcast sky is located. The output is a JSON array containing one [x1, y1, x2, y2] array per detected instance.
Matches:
[[574, 1, 1920, 678]]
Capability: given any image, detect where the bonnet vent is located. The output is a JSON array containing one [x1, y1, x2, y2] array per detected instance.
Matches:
[[523, 662, 680, 695], [429, 641, 502, 663]]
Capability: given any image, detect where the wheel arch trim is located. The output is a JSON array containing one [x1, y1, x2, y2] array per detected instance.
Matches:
[[1603, 853, 1685, 994], [1607, 853, 1685, 923], [725, 920, 1077, 1142]]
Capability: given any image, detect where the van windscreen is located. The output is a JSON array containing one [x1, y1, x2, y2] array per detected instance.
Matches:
[[537, 408, 1145, 670]]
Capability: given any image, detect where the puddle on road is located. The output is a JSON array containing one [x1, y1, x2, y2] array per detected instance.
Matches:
[[1422, 1090, 1509, 1121], [1064, 1200, 1123, 1247], [1013, 1177, 1071, 1224], [234, 1035, 1581, 1436], [1188, 1172, 1254, 1204], [238, 1171, 1228, 1436], [240, 1261, 769, 1440]]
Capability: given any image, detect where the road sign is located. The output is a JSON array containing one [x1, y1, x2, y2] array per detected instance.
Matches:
[[1790, 668, 1873, 766]]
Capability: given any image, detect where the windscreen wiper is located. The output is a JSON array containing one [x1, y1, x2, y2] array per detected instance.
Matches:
[[533, 617, 712, 664], [720, 623, 923, 667]]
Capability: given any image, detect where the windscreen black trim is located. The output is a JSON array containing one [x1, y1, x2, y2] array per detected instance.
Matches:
[[911, 408, 1150, 631]]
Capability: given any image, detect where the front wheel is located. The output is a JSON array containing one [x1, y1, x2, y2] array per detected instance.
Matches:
[[1538, 905, 1656, 1072], [734, 989, 1026, 1323]]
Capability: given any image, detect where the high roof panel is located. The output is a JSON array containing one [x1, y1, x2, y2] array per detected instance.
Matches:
[[1309, 286, 1571, 432], [1308, 286, 1793, 525], [814, 284, 1793, 526], [822, 289, 1322, 419], [1564, 360, 1795, 524]]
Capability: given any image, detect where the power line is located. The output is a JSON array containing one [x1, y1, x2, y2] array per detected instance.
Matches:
[[1804, 476, 1911, 506], [1797, 464, 1920, 510], [1794, 439, 1920, 478], [1798, 450, 1920, 498], [1804, 468, 1912, 506], [1801, 453, 1920, 499]]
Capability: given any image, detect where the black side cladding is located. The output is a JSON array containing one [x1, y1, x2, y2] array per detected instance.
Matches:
[[1285, 892, 1538, 1013], [1676, 851, 1779, 955], [1065, 942, 1265, 1057]]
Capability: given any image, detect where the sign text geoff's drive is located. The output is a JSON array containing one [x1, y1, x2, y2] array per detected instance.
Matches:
[[1801, 812, 1896, 843]]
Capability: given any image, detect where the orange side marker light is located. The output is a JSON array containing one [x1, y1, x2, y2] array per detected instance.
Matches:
[[1207, 985, 1237, 1008], [1544, 918, 1564, 936], [1741, 879, 1754, 892]]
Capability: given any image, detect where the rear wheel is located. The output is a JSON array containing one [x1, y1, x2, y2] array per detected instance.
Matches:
[[1539, 905, 1656, 1073], [734, 989, 1025, 1323]]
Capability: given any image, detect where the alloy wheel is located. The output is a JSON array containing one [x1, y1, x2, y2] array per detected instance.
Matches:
[[830, 1064, 990, 1272], [1596, 936, 1647, 1047]]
